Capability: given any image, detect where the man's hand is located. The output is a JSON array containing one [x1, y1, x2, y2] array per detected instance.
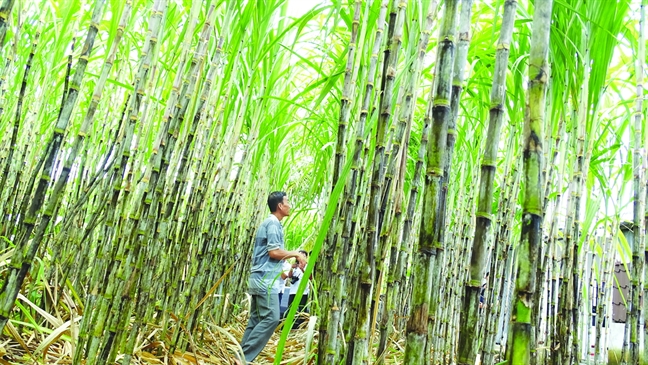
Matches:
[[296, 253, 307, 267]]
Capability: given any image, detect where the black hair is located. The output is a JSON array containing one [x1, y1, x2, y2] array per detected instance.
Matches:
[[268, 191, 287, 213], [299, 249, 308, 256]]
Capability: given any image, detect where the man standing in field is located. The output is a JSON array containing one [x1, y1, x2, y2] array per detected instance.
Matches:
[[238, 191, 307, 364]]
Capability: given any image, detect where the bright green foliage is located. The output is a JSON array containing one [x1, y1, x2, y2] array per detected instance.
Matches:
[[0, 1, 644, 364]]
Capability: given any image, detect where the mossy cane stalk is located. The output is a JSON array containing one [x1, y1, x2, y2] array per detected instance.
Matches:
[[76, 2, 167, 362], [352, 2, 406, 362], [0, 0, 106, 333], [405, 0, 460, 362], [320, 1, 387, 363], [505, 0, 552, 363], [457, 1, 515, 363], [377, 2, 439, 359], [0, 28, 38, 217]]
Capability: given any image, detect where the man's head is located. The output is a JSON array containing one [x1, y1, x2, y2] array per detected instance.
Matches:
[[298, 249, 308, 258], [268, 191, 290, 219]]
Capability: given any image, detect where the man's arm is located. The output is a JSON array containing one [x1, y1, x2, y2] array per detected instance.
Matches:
[[269, 248, 307, 266]]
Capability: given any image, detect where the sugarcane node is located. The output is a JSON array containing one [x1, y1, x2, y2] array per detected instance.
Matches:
[[481, 159, 497, 168], [531, 67, 548, 83], [433, 98, 450, 107], [475, 212, 493, 221]]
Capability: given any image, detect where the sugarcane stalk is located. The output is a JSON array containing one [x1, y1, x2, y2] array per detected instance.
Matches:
[[481, 121, 518, 364], [157, 7, 228, 342], [457, 2, 515, 363], [45, 1, 133, 304], [351, 3, 405, 361], [0, 0, 15, 51], [123, 5, 215, 358], [317, 2, 364, 361], [331, 0, 361, 188], [0, 28, 38, 218], [76, 2, 167, 362], [438, 0, 472, 293], [0, 0, 106, 333], [629, 0, 647, 363], [405, 0, 459, 362], [506, 0, 552, 363], [377, 1, 438, 354], [594, 166, 619, 365]]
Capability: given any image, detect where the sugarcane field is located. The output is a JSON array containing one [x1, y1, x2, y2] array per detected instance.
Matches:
[[0, 0, 648, 364]]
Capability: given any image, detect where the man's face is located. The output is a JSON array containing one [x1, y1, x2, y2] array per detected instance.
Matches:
[[278, 196, 291, 216]]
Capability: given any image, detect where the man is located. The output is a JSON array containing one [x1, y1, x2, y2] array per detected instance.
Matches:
[[286, 249, 310, 328], [278, 260, 292, 317], [238, 191, 307, 364]]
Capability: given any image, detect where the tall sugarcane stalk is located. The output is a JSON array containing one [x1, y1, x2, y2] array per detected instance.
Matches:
[[561, 36, 590, 365], [629, 0, 647, 363], [317, 2, 363, 360], [331, 0, 361, 188], [534, 94, 563, 365], [0, 0, 106, 333], [393, 94, 432, 331], [506, 0, 552, 363], [593, 158, 621, 365], [123, 5, 215, 359], [74, 2, 167, 362], [0, 27, 38, 217], [428, 2, 474, 356], [405, 0, 459, 362], [535, 117, 565, 365], [149, 8, 220, 352], [436, 1, 474, 356], [645, 0, 648, 353], [481, 121, 520, 365], [158, 5, 229, 341], [322, 3, 388, 364], [545, 121, 569, 365], [457, 2, 515, 363], [438, 0, 472, 282], [377, 2, 439, 359], [352, 2, 405, 363], [45, 0, 133, 301]]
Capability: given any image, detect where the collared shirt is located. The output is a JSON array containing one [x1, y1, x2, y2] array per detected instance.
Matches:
[[289, 264, 310, 295], [247, 214, 285, 295], [279, 261, 292, 294]]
